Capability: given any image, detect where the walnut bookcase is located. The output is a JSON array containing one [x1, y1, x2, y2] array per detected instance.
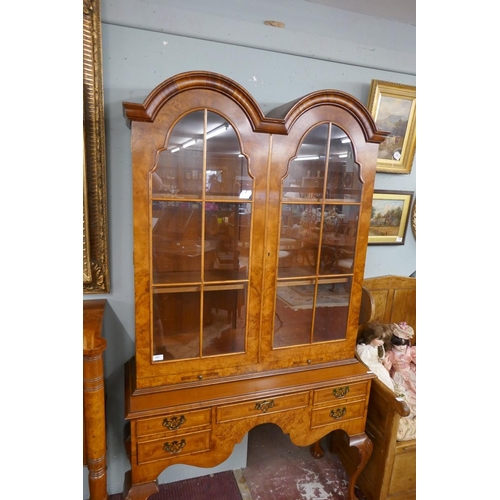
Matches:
[[122, 71, 387, 500]]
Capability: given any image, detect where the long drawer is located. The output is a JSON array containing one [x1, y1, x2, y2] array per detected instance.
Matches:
[[217, 392, 309, 423]]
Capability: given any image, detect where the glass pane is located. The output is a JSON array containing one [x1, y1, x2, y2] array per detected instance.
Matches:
[[206, 112, 251, 198], [275, 123, 363, 349], [312, 281, 350, 343], [318, 205, 359, 276], [274, 280, 350, 348], [274, 283, 314, 347], [156, 110, 205, 198], [153, 290, 201, 360], [284, 124, 329, 202], [205, 202, 250, 281], [279, 204, 322, 278], [152, 201, 203, 284], [202, 285, 246, 356], [150, 109, 251, 363], [326, 127, 361, 202]]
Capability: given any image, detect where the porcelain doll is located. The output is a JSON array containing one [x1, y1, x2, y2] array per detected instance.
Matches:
[[382, 321, 416, 418], [357, 321, 416, 441], [356, 322, 395, 391]]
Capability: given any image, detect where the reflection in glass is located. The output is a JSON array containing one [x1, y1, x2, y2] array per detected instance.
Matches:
[[151, 109, 251, 361], [152, 285, 247, 360], [202, 285, 246, 356], [284, 124, 328, 202], [206, 112, 250, 198], [325, 132, 360, 202], [274, 123, 363, 349], [274, 280, 350, 348], [279, 204, 321, 278], [274, 283, 314, 347], [153, 290, 201, 360], [156, 111, 205, 197], [278, 204, 360, 279], [153, 110, 252, 200], [313, 281, 350, 342], [152, 201, 203, 284], [318, 204, 359, 276], [205, 203, 250, 282], [282, 123, 361, 203]]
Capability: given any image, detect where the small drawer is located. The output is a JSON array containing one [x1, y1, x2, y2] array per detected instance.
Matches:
[[136, 409, 211, 438], [137, 429, 210, 465], [313, 381, 368, 406], [217, 392, 309, 423], [311, 399, 366, 428]]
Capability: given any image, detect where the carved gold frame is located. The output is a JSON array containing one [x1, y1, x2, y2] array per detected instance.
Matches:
[[367, 80, 416, 174], [83, 0, 109, 293], [411, 198, 416, 239]]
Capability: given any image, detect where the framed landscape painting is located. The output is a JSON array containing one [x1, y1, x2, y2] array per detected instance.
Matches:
[[367, 80, 416, 174], [368, 190, 414, 245]]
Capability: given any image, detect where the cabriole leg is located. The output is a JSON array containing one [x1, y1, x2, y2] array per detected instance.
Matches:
[[330, 431, 373, 500], [122, 471, 159, 500]]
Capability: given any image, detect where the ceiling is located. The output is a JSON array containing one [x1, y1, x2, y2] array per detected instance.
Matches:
[[307, 0, 416, 25]]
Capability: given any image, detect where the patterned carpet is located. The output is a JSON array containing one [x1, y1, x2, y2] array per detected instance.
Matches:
[[107, 470, 242, 500], [276, 284, 349, 310]]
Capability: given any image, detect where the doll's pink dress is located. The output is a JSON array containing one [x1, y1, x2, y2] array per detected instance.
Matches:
[[383, 345, 416, 417]]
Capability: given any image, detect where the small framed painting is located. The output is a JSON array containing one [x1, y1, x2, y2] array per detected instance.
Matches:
[[367, 80, 416, 174], [368, 190, 414, 245]]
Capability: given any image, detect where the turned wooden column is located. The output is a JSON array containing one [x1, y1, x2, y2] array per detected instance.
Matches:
[[84, 299, 108, 500]]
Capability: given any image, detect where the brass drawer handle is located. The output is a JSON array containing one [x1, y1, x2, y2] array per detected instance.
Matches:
[[162, 415, 186, 431], [329, 407, 347, 420], [332, 386, 350, 398], [163, 439, 186, 454], [255, 400, 275, 413]]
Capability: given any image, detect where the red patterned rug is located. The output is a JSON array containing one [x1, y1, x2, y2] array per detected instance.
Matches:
[[107, 470, 242, 500]]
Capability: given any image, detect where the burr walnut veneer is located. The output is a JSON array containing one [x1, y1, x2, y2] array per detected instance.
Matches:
[[83, 299, 108, 500], [122, 71, 388, 500]]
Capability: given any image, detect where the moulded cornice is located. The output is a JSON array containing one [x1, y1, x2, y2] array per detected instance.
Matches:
[[271, 90, 389, 144], [123, 71, 388, 144], [123, 71, 271, 132]]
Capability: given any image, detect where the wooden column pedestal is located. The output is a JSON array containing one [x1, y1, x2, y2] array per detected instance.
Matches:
[[84, 299, 108, 500]]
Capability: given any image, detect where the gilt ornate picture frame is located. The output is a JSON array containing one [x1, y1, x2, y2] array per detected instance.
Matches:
[[411, 197, 416, 239], [367, 80, 416, 174], [83, 0, 109, 293]]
